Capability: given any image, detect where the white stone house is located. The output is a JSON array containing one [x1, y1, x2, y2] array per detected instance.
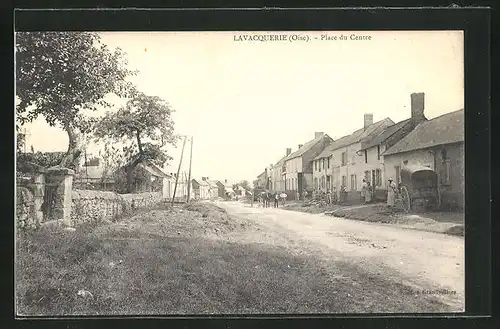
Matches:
[[312, 115, 394, 201], [283, 132, 333, 198], [356, 93, 428, 200]]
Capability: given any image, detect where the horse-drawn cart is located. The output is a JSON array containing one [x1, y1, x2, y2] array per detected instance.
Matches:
[[397, 165, 440, 212]]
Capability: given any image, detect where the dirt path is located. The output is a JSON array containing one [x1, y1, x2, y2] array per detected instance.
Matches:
[[216, 201, 464, 311]]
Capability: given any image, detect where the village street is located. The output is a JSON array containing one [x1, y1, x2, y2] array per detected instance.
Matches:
[[17, 200, 465, 315], [215, 201, 465, 312]]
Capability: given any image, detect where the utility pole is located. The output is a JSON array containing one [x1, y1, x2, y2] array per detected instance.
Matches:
[[171, 136, 187, 206], [186, 136, 193, 203]]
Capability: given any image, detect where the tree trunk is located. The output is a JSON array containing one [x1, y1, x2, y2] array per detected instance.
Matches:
[[59, 122, 82, 170], [126, 165, 134, 193], [125, 155, 143, 193]]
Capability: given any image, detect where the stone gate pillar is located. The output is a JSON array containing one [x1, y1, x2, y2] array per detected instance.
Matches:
[[46, 167, 75, 227], [31, 169, 46, 225]]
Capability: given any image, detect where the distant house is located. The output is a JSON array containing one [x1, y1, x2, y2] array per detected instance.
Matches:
[[256, 169, 269, 189], [383, 108, 464, 210], [313, 115, 394, 201], [283, 132, 333, 198], [191, 177, 211, 200], [108, 157, 172, 196], [268, 149, 292, 193], [205, 179, 220, 200], [74, 157, 115, 191], [234, 184, 250, 198], [167, 173, 193, 201], [216, 179, 235, 200]]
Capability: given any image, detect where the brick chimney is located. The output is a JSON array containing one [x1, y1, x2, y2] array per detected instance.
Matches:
[[364, 114, 373, 130], [410, 92, 426, 128], [286, 148, 292, 156], [298, 144, 303, 149], [315, 132, 324, 139]]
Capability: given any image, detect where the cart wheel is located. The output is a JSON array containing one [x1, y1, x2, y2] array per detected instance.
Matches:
[[400, 186, 411, 213]]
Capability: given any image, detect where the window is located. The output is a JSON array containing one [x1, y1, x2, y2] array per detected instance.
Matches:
[[441, 148, 451, 185], [314, 161, 317, 171], [364, 150, 368, 164], [319, 159, 321, 172], [314, 177, 318, 190], [350, 174, 357, 191], [326, 175, 331, 189], [341, 175, 347, 187], [327, 156, 330, 169], [375, 169, 382, 186], [341, 152, 347, 166], [364, 171, 371, 184], [377, 145, 380, 160], [395, 166, 401, 186]]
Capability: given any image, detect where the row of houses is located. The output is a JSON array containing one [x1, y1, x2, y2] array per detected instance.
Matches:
[[75, 159, 250, 202], [255, 92, 464, 210]]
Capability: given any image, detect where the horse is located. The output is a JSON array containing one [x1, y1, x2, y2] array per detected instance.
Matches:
[[261, 191, 272, 208]]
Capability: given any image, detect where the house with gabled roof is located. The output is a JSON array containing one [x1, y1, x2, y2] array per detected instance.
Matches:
[[312, 115, 394, 201], [268, 149, 291, 193], [354, 92, 429, 200], [216, 179, 236, 200], [283, 132, 333, 198], [191, 177, 211, 200], [383, 108, 464, 210], [204, 178, 220, 200]]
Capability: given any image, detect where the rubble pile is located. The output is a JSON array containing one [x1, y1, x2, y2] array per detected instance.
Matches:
[[95, 201, 256, 240]]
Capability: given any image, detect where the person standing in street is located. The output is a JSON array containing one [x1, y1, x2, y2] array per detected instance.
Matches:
[[361, 179, 367, 204], [326, 189, 332, 205], [387, 178, 397, 208], [365, 181, 372, 203], [274, 192, 279, 208], [280, 192, 287, 206]]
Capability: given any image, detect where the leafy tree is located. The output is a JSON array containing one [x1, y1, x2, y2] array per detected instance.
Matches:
[[15, 32, 136, 170], [239, 180, 251, 191], [17, 151, 66, 173], [94, 89, 178, 192]]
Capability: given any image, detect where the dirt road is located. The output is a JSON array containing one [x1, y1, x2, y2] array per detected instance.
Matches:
[[17, 201, 464, 315], [216, 201, 464, 312]]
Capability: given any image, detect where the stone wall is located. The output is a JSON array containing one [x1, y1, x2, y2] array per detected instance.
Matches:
[[121, 191, 163, 210], [16, 186, 37, 229], [16, 170, 45, 229], [71, 189, 125, 226], [71, 190, 163, 226]]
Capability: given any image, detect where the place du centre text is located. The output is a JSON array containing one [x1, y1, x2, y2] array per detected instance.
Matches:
[[233, 34, 372, 42]]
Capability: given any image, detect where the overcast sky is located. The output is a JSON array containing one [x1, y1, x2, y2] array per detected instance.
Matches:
[[20, 31, 464, 183]]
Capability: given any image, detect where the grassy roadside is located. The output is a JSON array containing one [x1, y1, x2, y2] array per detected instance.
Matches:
[[283, 202, 464, 237], [16, 202, 453, 315]]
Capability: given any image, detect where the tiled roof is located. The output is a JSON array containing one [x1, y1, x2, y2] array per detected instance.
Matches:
[[272, 155, 289, 168], [137, 161, 171, 178], [314, 118, 394, 160], [207, 180, 219, 188], [383, 109, 464, 156], [287, 134, 332, 160], [192, 178, 210, 186], [360, 119, 411, 151]]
